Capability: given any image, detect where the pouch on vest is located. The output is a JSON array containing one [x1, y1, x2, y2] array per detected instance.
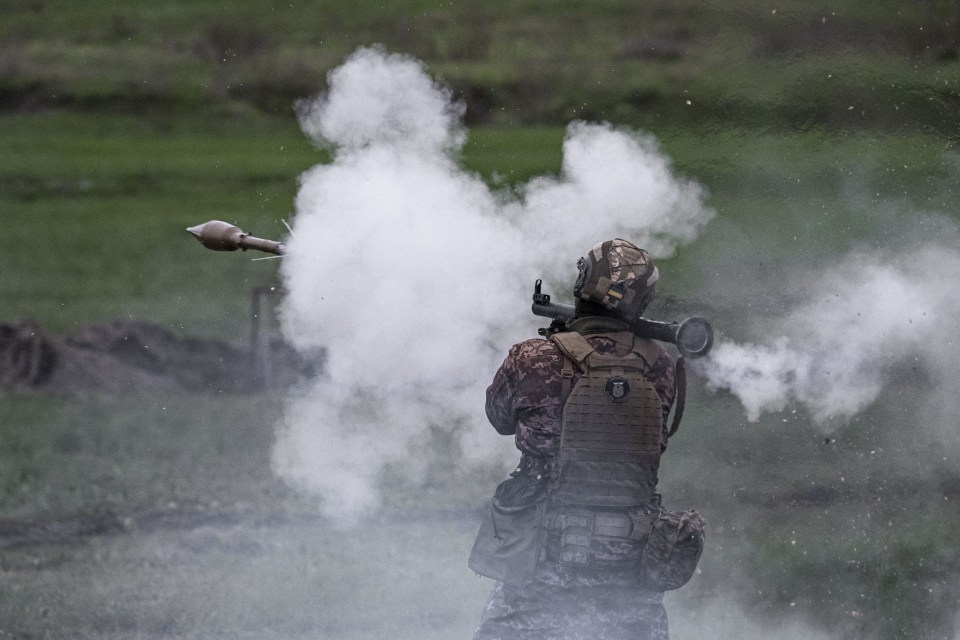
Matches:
[[548, 508, 650, 570], [468, 477, 547, 584], [640, 508, 705, 591]]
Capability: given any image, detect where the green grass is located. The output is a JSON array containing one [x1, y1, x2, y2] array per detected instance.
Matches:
[[462, 126, 565, 184], [0, 112, 313, 334], [0, 392, 287, 519], [0, 113, 567, 335], [3, 110, 956, 335], [2, 0, 959, 130]]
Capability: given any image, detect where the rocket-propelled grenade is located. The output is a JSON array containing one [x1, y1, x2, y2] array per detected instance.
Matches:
[[531, 279, 714, 359], [186, 220, 286, 255]]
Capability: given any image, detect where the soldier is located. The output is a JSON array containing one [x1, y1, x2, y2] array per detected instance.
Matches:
[[470, 239, 703, 640]]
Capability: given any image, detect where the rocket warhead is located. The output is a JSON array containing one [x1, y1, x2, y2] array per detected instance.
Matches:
[[186, 220, 286, 255]]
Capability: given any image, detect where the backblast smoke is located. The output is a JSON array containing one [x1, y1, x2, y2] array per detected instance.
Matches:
[[700, 227, 960, 449], [272, 46, 714, 525]]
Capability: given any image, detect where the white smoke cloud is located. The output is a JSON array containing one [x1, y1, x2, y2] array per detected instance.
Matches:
[[272, 46, 714, 524], [510, 121, 712, 278], [702, 235, 960, 436]]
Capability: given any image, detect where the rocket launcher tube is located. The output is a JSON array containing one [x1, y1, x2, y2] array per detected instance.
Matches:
[[186, 220, 286, 255], [531, 280, 714, 359]]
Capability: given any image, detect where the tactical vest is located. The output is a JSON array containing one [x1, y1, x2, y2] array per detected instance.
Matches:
[[549, 324, 664, 509], [469, 323, 701, 584]]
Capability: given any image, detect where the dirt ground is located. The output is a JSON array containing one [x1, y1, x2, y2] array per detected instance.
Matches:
[[0, 319, 312, 395]]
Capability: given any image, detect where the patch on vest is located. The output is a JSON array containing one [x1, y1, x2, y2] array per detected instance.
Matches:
[[604, 376, 631, 403]]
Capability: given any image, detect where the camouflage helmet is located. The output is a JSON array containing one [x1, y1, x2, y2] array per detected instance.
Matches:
[[574, 239, 659, 319]]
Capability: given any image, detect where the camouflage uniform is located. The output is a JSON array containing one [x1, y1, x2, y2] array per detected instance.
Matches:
[[473, 333, 676, 640]]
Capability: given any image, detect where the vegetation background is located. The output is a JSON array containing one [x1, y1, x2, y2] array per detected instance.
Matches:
[[1, 1, 959, 639]]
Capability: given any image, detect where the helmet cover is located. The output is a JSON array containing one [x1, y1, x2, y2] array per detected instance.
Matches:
[[574, 239, 659, 318]]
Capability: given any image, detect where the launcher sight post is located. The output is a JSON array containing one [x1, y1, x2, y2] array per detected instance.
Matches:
[[531, 280, 714, 359]]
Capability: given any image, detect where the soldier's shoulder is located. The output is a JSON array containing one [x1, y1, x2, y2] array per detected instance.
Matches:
[[507, 337, 562, 361], [636, 337, 674, 369], [584, 332, 673, 364], [639, 336, 672, 359]]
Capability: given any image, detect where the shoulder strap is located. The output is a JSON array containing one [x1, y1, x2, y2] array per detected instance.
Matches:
[[627, 334, 663, 367], [550, 332, 594, 398], [549, 332, 595, 373], [668, 356, 687, 438]]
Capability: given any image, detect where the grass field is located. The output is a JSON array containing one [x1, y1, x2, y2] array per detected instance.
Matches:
[[4, 111, 956, 334], [3, 2, 960, 639], [3, 0, 959, 132]]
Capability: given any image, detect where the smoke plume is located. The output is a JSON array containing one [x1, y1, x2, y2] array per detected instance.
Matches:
[[272, 46, 714, 523], [701, 226, 960, 442]]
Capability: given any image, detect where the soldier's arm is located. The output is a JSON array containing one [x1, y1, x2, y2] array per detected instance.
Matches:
[[485, 346, 523, 435], [647, 348, 677, 450]]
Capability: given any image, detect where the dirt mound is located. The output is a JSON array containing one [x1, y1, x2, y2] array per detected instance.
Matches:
[[0, 296, 713, 395], [0, 320, 313, 394]]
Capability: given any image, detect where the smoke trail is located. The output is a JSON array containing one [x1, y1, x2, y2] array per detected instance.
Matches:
[[701, 229, 960, 439], [271, 46, 714, 524]]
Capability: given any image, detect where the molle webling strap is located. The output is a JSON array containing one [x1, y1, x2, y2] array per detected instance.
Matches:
[[560, 354, 575, 398]]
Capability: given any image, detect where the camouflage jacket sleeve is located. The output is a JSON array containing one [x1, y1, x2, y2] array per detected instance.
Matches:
[[484, 339, 563, 438], [647, 346, 677, 451], [485, 335, 676, 457]]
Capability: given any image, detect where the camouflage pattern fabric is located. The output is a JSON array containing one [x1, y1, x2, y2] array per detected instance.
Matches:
[[575, 239, 659, 315], [485, 334, 675, 458], [476, 331, 676, 639], [473, 579, 668, 640]]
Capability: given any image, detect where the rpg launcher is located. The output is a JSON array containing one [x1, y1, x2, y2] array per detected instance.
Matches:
[[531, 280, 714, 359]]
